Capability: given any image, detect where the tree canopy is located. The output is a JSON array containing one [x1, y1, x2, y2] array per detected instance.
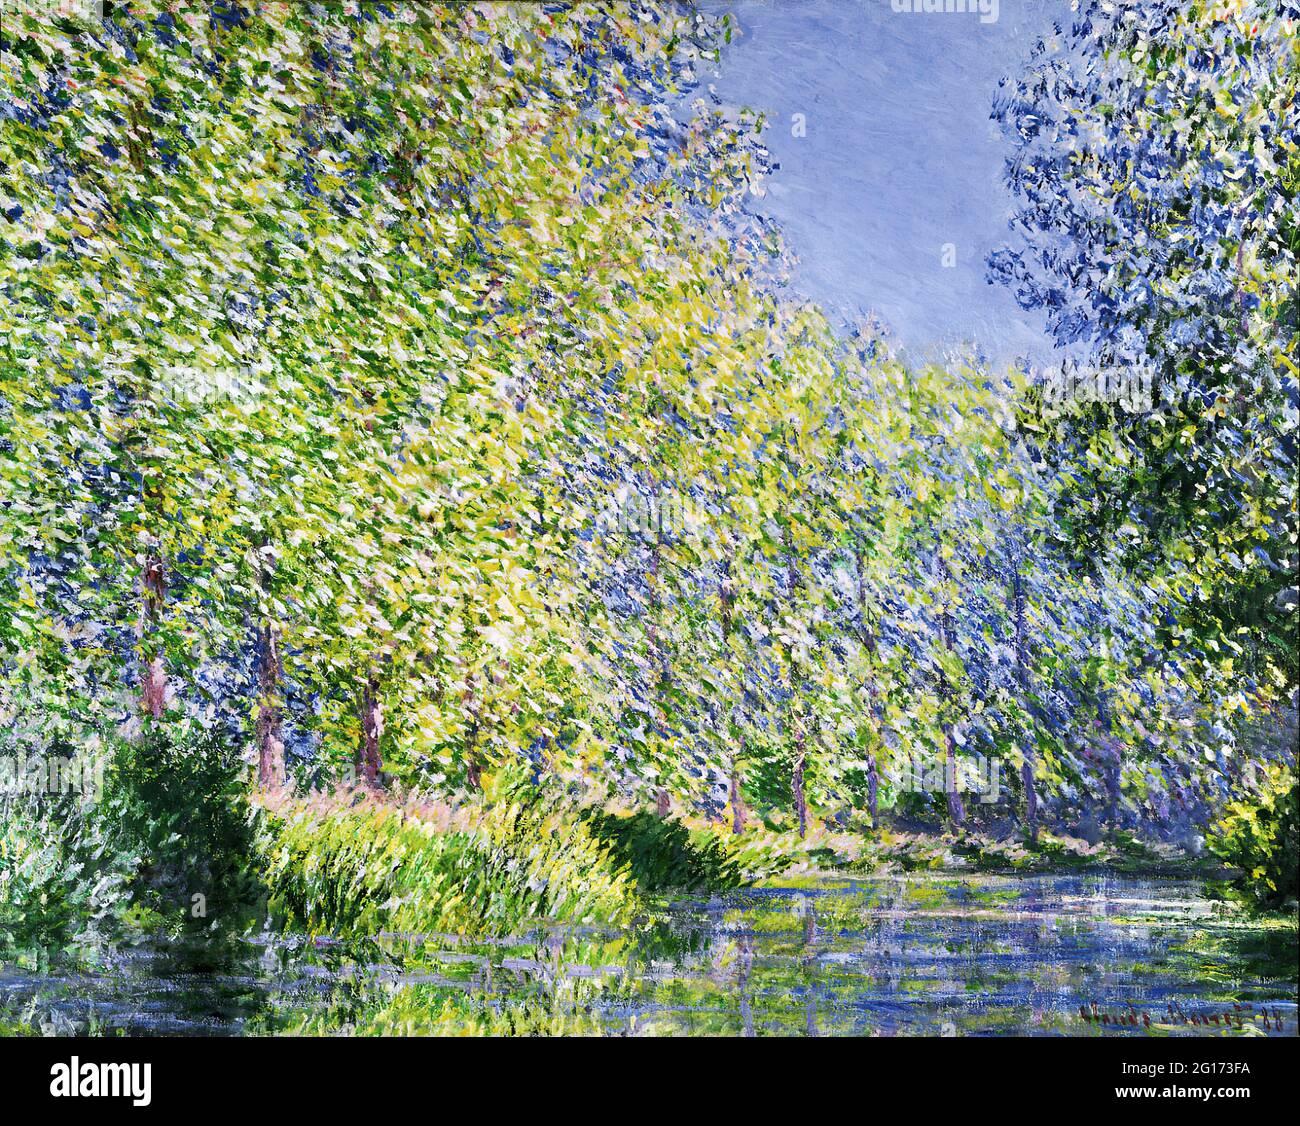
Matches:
[[2, 0, 1295, 846]]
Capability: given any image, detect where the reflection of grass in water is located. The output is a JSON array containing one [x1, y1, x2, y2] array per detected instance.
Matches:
[[251, 932, 639, 1035], [0, 990, 122, 1036], [794, 896, 869, 933], [260, 882, 1295, 1037], [1169, 918, 1299, 997], [259, 979, 613, 1036], [17, 875, 1294, 1036], [902, 883, 954, 908], [963, 885, 1022, 907], [632, 961, 1087, 1036], [1, 928, 296, 1035], [708, 904, 818, 940], [1098, 895, 1297, 1001]]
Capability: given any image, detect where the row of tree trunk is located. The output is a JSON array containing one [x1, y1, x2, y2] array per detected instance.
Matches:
[[138, 542, 1058, 829]]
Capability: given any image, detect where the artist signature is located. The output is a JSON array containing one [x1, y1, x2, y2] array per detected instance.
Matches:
[[1078, 1001, 1291, 1032]]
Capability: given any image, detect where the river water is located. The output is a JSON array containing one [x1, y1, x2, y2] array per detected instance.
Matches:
[[3, 874, 1295, 1036]]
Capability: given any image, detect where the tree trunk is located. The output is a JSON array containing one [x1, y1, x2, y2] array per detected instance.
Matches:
[[937, 552, 965, 829], [358, 667, 383, 788], [1020, 758, 1038, 839], [140, 552, 167, 719], [1234, 236, 1250, 337], [792, 740, 808, 839], [785, 520, 808, 838], [730, 748, 746, 835], [857, 547, 881, 831], [866, 752, 879, 831], [255, 622, 285, 789], [141, 656, 167, 720], [463, 671, 481, 791], [944, 722, 965, 827], [722, 562, 746, 834], [1098, 693, 1120, 837], [1010, 563, 1038, 840], [646, 475, 673, 815], [720, 557, 735, 641]]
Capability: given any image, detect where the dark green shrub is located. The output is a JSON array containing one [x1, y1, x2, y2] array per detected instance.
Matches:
[[580, 809, 745, 893], [105, 724, 262, 927]]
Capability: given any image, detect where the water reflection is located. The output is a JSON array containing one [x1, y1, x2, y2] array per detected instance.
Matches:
[[2, 875, 1294, 1036]]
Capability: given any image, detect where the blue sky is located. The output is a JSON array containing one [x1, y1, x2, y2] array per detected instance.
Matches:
[[697, 0, 1075, 371]]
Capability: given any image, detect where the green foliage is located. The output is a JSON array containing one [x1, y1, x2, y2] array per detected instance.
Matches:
[[992, 0, 1299, 691], [1, 724, 261, 952], [0, 784, 136, 953], [258, 792, 638, 940], [735, 740, 796, 818], [1208, 766, 1300, 912]]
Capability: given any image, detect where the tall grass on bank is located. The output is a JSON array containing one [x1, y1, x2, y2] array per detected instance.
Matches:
[[256, 789, 639, 940]]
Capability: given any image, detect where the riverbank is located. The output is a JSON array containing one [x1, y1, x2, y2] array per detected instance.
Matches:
[[5, 778, 1296, 1036], [253, 788, 1247, 935], [0, 769, 1276, 958], [4, 745, 1295, 1038]]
